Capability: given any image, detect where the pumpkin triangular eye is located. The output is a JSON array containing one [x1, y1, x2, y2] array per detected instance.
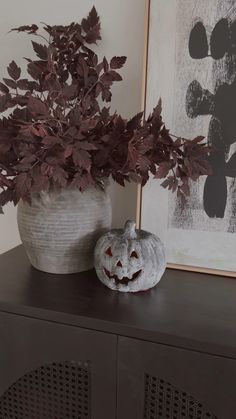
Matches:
[[130, 250, 138, 259], [105, 247, 113, 257]]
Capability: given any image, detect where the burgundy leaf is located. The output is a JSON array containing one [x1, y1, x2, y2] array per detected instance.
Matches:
[[102, 88, 112, 102], [62, 84, 77, 99], [0, 189, 14, 210], [60, 69, 69, 83], [110, 56, 127, 70], [109, 70, 122, 82], [73, 148, 91, 170], [191, 135, 205, 144], [65, 126, 78, 138], [52, 167, 68, 187], [30, 125, 44, 137], [7, 60, 21, 80], [27, 61, 45, 80], [112, 172, 126, 187], [0, 82, 9, 94], [11, 24, 38, 34], [103, 57, 109, 73], [78, 141, 97, 151], [137, 156, 150, 173], [26, 80, 40, 91], [3, 78, 17, 89], [82, 7, 101, 44], [100, 107, 110, 121], [180, 181, 190, 196], [100, 72, 114, 87], [14, 95, 29, 106], [82, 6, 100, 32], [171, 177, 178, 193], [127, 112, 143, 131], [174, 138, 182, 147], [64, 145, 73, 159], [0, 94, 10, 112], [30, 166, 49, 192], [18, 155, 36, 166], [41, 162, 54, 176], [31, 41, 48, 60], [0, 140, 11, 154], [71, 172, 95, 191], [17, 79, 30, 90], [0, 174, 12, 188], [153, 98, 162, 117], [28, 97, 49, 117], [154, 162, 171, 179], [15, 172, 32, 201], [42, 136, 62, 146], [161, 178, 171, 189], [80, 118, 98, 132], [84, 24, 101, 44], [46, 155, 64, 166], [95, 82, 103, 97]]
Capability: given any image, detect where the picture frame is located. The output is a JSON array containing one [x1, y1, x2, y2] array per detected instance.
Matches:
[[137, 0, 236, 277]]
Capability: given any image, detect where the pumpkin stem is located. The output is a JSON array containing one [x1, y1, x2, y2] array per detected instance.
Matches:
[[124, 220, 137, 239]]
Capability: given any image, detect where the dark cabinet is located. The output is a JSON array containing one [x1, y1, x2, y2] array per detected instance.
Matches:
[[0, 246, 236, 419], [0, 312, 117, 419], [117, 337, 236, 419]]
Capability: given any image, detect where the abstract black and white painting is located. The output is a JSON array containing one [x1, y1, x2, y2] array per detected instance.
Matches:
[[141, 0, 236, 274]]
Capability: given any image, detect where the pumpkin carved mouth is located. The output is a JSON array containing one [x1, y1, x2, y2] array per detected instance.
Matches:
[[103, 267, 142, 285]]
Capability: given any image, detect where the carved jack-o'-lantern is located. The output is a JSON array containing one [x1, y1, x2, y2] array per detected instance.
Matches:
[[94, 220, 166, 292]]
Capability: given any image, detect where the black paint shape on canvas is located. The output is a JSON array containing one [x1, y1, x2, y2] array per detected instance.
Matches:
[[189, 22, 208, 59], [187, 18, 236, 219], [186, 80, 214, 118], [186, 78, 236, 147], [207, 117, 228, 161], [186, 78, 236, 218], [210, 18, 230, 59], [203, 174, 227, 218], [225, 151, 236, 177]]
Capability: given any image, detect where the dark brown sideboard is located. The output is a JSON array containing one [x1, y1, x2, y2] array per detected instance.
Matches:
[[0, 246, 236, 419]]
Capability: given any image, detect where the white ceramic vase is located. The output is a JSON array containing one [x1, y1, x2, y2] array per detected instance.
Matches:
[[17, 187, 112, 274]]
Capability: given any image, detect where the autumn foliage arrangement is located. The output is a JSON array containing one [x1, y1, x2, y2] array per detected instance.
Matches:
[[0, 7, 210, 213]]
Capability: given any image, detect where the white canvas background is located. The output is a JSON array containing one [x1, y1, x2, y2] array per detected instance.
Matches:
[[142, 0, 236, 272]]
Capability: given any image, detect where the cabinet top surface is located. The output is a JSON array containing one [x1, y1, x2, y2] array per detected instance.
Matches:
[[0, 245, 236, 358]]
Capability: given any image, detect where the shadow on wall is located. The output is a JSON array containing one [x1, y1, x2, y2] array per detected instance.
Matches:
[[0, 205, 20, 254]]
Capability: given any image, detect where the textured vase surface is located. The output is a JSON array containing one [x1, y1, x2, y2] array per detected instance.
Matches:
[[17, 187, 112, 274]]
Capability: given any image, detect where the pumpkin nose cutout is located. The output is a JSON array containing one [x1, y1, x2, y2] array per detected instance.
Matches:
[[117, 260, 122, 267]]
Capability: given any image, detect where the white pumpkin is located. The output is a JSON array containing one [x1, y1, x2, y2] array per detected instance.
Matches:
[[94, 220, 166, 292]]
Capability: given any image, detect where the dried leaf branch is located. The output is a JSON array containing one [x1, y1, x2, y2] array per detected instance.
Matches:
[[0, 7, 211, 212]]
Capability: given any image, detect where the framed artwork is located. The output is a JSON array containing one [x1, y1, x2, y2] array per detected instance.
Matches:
[[138, 0, 236, 277]]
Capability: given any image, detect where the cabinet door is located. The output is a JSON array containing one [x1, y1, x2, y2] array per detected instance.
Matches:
[[0, 312, 117, 419], [118, 336, 236, 419]]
